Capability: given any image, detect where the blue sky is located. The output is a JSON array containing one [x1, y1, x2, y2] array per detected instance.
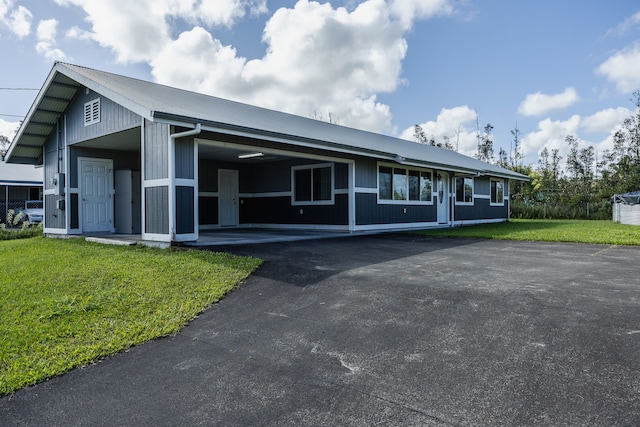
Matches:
[[2, 0, 640, 166]]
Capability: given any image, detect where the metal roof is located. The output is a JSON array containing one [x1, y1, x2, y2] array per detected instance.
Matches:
[[7, 62, 528, 180]]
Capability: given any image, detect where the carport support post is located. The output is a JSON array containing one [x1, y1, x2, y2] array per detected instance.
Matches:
[[168, 124, 201, 242]]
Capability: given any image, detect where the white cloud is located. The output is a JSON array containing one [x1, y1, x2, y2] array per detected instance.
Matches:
[[0, 0, 32, 37], [35, 19, 67, 61], [596, 42, 640, 94], [517, 88, 580, 117], [605, 10, 640, 37], [0, 118, 19, 140], [581, 107, 632, 133], [55, 0, 455, 133], [521, 115, 581, 160], [55, 0, 267, 62], [399, 105, 479, 156]]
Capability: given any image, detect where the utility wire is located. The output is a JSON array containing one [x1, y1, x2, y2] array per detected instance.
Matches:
[[0, 88, 39, 90], [0, 113, 24, 118]]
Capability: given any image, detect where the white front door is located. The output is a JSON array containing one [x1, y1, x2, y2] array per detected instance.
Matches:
[[437, 172, 449, 224], [219, 169, 239, 227], [80, 158, 113, 233]]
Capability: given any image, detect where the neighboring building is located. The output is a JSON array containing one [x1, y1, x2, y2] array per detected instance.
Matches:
[[612, 190, 640, 226], [0, 160, 43, 225], [6, 62, 528, 245]]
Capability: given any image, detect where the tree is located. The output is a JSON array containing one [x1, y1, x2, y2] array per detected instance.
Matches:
[[310, 110, 339, 125], [510, 122, 523, 168], [0, 135, 10, 161], [413, 124, 454, 150], [475, 122, 494, 163]]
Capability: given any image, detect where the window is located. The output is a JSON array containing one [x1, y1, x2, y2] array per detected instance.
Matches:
[[84, 98, 100, 126], [292, 164, 333, 205], [378, 163, 432, 204], [455, 176, 473, 204], [491, 179, 504, 205]]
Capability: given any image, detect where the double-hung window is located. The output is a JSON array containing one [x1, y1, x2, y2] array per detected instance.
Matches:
[[292, 163, 334, 205], [378, 163, 432, 204], [455, 176, 474, 204], [490, 179, 504, 205]]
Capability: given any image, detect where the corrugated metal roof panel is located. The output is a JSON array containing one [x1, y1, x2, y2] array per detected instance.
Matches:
[[6, 62, 528, 180]]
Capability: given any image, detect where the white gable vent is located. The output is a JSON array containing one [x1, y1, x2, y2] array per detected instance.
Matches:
[[84, 98, 101, 126]]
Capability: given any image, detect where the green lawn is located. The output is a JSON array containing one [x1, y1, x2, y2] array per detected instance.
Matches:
[[413, 219, 640, 246], [0, 238, 261, 395]]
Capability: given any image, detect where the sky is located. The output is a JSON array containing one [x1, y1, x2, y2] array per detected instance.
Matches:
[[2, 0, 640, 168]]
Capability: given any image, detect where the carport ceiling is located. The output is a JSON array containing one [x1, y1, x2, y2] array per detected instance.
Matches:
[[198, 142, 290, 163]]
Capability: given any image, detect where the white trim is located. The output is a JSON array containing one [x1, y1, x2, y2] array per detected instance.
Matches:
[[490, 178, 505, 206], [143, 232, 172, 242], [140, 120, 146, 240], [43, 227, 68, 235], [355, 187, 377, 194], [353, 221, 441, 232], [348, 161, 355, 231], [453, 218, 507, 226], [144, 178, 170, 188], [199, 191, 219, 197], [291, 162, 335, 206], [454, 175, 474, 206], [474, 194, 490, 200], [376, 161, 434, 205], [175, 178, 197, 187], [241, 223, 349, 231], [334, 188, 349, 195], [239, 191, 291, 198]]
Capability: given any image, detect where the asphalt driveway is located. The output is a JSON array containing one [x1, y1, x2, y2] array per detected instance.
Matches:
[[2, 234, 639, 426]]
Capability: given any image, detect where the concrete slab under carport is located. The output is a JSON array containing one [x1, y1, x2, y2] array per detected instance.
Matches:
[[2, 235, 639, 426]]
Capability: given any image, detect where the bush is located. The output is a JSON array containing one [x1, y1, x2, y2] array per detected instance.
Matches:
[[0, 220, 43, 240], [510, 199, 612, 220]]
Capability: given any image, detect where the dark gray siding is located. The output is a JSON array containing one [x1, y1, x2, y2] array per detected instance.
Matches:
[[145, 186, 169, 234], [176, 186, 194, 234], [144, 121, 169, 181], [43, 126, 65, 229], [355, 157, 377, 188], [240, 194, 348, 225], [454, 199, 508, 221], [175, 137, 194, 179], [44, 194, 65, 229], [65, 90, 140, 145], [474, 177, 490, 196], [355, 193, 437, 225]]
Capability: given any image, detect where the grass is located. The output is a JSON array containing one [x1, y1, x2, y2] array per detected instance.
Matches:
[[0, 237, 261, 396], [413, 219, 640, 246]]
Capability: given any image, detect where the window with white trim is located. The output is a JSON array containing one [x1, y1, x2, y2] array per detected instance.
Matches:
[[455, 176, 474, 204], [490, 179, 504, 205], [378, 163, 433, 204], [292, 163, 334, 205], [84, 98, 101, 126]]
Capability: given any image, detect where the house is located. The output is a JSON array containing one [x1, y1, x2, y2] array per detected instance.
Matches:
[[6, 62, 528, 245], [0, 160, 43, 225], [612, 190, 640, 226]]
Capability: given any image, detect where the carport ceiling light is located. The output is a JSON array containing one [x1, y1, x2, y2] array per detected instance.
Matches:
[[238, 152, 264, 159]]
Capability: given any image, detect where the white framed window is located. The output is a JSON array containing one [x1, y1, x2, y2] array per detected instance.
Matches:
[[292, 163, 334, 205], [378, 162, 433, 205], [84, 98, 101, 126], [490, 178, 504, 205], [455, 176, 474, 205]]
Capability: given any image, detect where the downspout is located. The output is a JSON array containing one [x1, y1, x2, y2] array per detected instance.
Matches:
[[168, 124, 201, 240]]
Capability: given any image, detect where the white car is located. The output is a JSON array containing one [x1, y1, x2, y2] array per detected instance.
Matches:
[[17, 200, 44, 225]]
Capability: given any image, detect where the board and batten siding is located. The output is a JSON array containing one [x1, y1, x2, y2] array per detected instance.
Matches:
[[175, 136, 195, 180], [144, 121, 169, 181], [43, 128, 65, 229], [65, 90, 140, 145]]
